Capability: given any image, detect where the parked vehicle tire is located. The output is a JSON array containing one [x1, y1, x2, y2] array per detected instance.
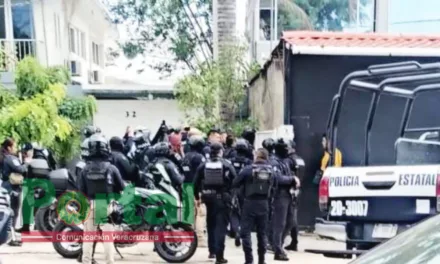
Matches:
[[154, 222, 198, 263], [52, 222, 82, 259], [35, 205, 58, 233]]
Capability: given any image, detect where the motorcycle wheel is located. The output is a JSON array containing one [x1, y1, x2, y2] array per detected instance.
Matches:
[[35, 206, 58, 233], [52, 222, 82, 259], [154, 223, 198, 263]]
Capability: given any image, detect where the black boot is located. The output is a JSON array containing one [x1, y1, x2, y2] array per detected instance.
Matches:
[[7, 240, 22, 247], [258, 255, 266, 264], [284, 243, 298, 251], [216, 254, 228, 264], [235, 237, 241, 247], [209, 253, 216, 259], [274, 253, 289, 261], [16, 224, 30, 233]]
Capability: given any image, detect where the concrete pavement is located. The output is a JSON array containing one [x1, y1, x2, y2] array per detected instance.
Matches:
[[0, 234, 353, 264]]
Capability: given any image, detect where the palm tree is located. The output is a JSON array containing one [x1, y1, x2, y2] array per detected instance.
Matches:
[[277, 0, 314, 36]]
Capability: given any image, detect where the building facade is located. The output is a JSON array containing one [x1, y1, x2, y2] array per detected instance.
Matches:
[[388, 0, 440, 33], [0, 0, 117, 85], [243, 0, 439, 65]]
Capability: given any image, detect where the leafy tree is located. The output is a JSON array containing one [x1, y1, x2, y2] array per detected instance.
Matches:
[[175, 44, 258, 134], [108, 0, 213, 75], [109, 0, 373, 75], [0, 57, 97, 166]]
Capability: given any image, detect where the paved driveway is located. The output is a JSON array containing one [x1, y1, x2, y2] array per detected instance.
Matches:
[[0, 234, 352, 264]]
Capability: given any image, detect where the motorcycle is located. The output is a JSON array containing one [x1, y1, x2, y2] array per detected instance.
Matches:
[[30, 159, 78, 233], [52, 184, 197, 263]]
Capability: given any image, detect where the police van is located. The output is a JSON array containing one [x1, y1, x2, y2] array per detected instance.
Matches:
[[320, 163, 440, 250], [314, 61, 440, 255]]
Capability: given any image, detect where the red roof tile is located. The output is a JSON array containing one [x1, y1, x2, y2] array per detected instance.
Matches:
[[282, 31, 440, 49]]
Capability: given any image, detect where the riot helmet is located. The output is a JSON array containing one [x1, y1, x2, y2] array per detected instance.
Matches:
[[241, 127, 256, 146], [235, 138, 249, 154], [189, 135, 205, 152], [262, 138, 275, 153], [210, 142, 223, 158], [109, 136, 124, 152], [88, 134, 110, 158], [153, 142, 172, 157], [274, 138, 289, 158], [83, 126, 98, 138], [134, 129, 151, 150]]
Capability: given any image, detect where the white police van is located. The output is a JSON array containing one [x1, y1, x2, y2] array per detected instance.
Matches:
[[319, 164, 440, 250], [309, 61, 440, 257]]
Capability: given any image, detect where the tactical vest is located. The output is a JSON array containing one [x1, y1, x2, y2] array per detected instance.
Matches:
[[181, 152, 195, 180], [85, 163, 112, 198], [231, 156, 248, 174], [203, 160, 224, 188], [245, 164, 273, 198]]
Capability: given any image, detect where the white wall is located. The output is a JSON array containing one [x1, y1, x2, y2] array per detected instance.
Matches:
[[32, 0, 110, 84], [93, 99, 185, 138], [32, 0, 66, 67]]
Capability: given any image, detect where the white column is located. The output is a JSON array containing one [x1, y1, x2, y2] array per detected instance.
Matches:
[[212, 0, 218, 60], [375, 0, 389, 32], [4, 0, 13, 41]]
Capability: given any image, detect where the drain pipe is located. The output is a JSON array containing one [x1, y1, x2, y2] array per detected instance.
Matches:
[[40, 0, 49, 66]]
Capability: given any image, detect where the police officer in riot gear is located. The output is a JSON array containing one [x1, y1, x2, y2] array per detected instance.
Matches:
[[0, 138, 27, 246], [262, 138, 276, 251], [228, 138, 252, 245], [77, 134, 126, 264], [262, 138, 275, 158], [230, 139, 253, 174], [80, 126, 100, 160], [109, 137, 140, 186], [241, 128, 256, 160], [270, 138, 297, 261], [283, 140, 303, 251], [150, 142, 185, 188], [194, 142, 237, 263], [233, 148, 274, 264], [223, 134, 236, 160], [181, 136, 206, 184]]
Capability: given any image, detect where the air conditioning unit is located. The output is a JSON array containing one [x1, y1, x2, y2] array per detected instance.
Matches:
[[88, 70, 101, 84], [69, 60, 82, 76]]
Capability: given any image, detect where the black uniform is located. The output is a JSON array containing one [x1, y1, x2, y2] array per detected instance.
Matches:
[[228, 139, 252, 243], [151, 142, 185, 188], [233, 160, 274, 264], [78, 161, 126, 200], [110, 137, 140, 185], [1, 153, 27, 232], [181, 137, 206, 184], [193, 143, 237, 263], [270, 139, 296, 261], [283, 147, 304, 251], [262, 138, 277, 250], [77, 134, 126, 263]]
